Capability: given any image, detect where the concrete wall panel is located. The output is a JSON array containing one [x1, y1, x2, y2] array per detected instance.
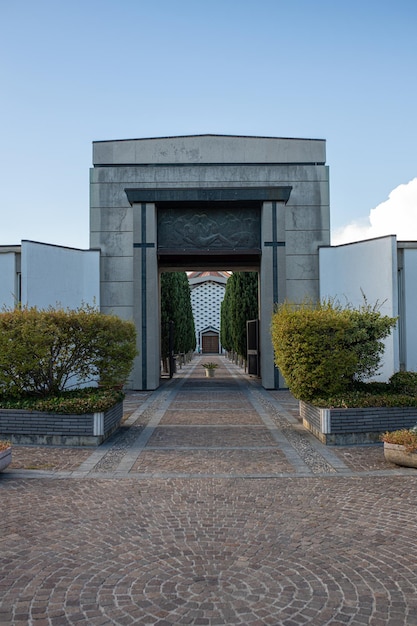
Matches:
[[91, 183, 132, 209], [286, 204, 330, 232], [286, 181, 330, 207], [403, 249, 417, 371], [0, 253, 18, 308], [100, 281, 133, 308], [101, 256, 134, 282], [21, 241, 100, 310], [100, 306, 133, 320], [286, 230, 330, 255], [90, 207, 133, 233], [90, 163, 329, 186], [286, 255, 319, 280], [93, 135, 326, 166], [286, 279, 320, 303], [319, 236, 398, 381], [96, 231, 133, 257]]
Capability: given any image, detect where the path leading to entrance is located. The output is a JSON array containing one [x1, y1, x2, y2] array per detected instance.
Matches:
[[69, 355, 408, 480], [2, 357, 417, 625], [89, 355, 349, 479]]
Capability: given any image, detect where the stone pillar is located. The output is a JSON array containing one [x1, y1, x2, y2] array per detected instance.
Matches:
[[260, 201, 287, 389], [132, 203, 160, 389]]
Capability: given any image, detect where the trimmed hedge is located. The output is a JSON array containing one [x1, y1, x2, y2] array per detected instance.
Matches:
[[0, 305, 137, 397], [0, 387, 124, 414], [270, 299, 397, 401]]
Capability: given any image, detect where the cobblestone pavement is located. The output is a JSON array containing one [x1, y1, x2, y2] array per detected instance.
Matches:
[[2, 357, 417, 625]]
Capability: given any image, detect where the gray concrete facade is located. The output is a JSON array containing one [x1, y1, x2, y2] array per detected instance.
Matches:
[[90, 134, 330, 390]]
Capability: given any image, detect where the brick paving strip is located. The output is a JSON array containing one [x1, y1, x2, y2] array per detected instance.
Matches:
[[80, 357, 342, 479]]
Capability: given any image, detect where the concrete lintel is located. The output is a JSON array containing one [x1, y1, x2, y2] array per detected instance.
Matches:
[[125, 186, 292, 205]]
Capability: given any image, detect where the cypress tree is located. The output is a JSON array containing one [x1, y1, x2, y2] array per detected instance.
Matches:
[[160, 272, 196, 361], [220, 272, 258, 359], [220, 281, 233, 352]]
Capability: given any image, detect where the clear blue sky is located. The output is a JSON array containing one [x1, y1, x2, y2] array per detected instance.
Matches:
[[1, 0, 416, 248]]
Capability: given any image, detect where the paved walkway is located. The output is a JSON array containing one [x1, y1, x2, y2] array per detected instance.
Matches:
[[1, 357, 417, 625]]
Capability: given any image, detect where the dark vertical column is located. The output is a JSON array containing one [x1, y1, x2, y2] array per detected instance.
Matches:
[[133, 203, 159, 390], [260, 201, 286, 389]]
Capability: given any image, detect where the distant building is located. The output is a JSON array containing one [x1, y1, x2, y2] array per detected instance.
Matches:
[[188, 271, 231, 354]]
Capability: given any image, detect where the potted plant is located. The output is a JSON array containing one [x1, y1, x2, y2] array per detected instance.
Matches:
[[201, 362, 218, 378], [0, 439, 12, 472], [381, 426, 417, 468]]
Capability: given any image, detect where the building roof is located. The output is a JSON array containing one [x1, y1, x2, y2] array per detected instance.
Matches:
[[93, 135, 326, 166], [188, 271, 231, 287], [188, 271, 231, 280]]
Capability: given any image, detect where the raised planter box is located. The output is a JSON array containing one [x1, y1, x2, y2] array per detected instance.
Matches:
[[0, 402, 123, 446], [300, 401, 417, 445], [384, 442, 417, 468]]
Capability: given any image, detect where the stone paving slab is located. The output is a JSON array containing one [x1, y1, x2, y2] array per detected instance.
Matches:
[[131, 449, 295, 475], [8, 446, 91, 472], [147, 426, 278, 448], [173, 398, 250, 409], [160, 409, 263, 425], [331, 445, 397, 472]]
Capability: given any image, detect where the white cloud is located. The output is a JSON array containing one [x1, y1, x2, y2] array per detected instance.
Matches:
[[332, 177, 417, 245]]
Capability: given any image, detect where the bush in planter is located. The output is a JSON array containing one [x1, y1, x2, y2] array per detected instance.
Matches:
[[0, 387, 124, 414], [270, 299, 397, 401], [389, 371, 417, 396], [0, 305, 137, 398], [381, 426, 417, 453]]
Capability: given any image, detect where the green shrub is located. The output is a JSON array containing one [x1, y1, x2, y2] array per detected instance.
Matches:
[[389, 371, 417, 395], [0, 388, 124, 414], [270, 299, 397, 401], [0, 305, 137, 397], [344, 307, 397, 382], [311, 390, 417, 408]]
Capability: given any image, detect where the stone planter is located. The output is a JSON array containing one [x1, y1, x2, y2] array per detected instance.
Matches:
[[0, 401, 123, 446], [383, 443, 417, 468], [205, 369, 215, 378], [300, 400, 417, 445], [0, 447, 12, 472]]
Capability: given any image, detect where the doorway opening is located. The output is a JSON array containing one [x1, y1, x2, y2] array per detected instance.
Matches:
[[159, 266, 260, 381], [201, 328, 220, 354]]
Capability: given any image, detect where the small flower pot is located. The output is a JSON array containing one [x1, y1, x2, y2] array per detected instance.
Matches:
[[384, 443, 417, 468], [0, 447, 12, 472], [205, 368, 215, 377]]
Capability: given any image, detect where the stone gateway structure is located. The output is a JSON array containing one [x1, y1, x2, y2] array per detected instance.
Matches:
[[90, 134, 330, 390]]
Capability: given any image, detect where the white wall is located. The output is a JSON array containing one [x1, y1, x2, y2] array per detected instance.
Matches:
[[21, 241, 100, 309], [0, 252, 18, 308], [319, 236, 399, 381], [403, 249, 417, 371]]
